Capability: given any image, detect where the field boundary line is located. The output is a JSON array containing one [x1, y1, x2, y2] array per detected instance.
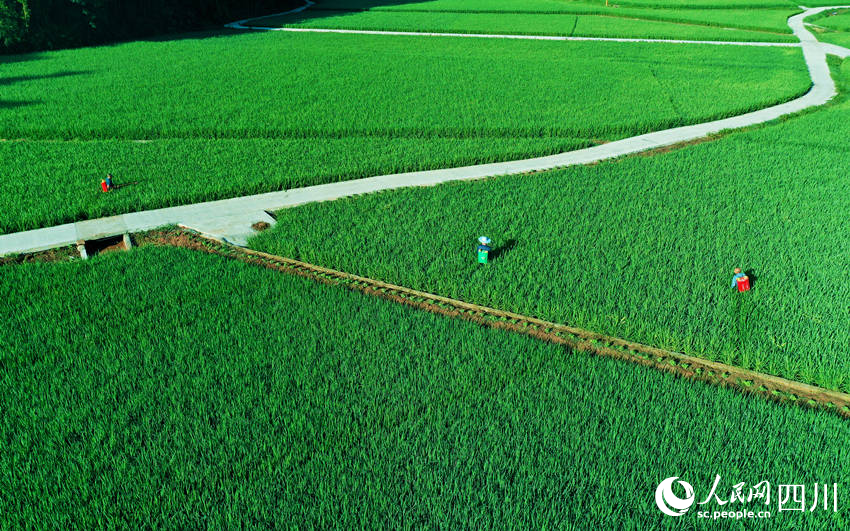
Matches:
[[232, 24, 801, 47], [143, 228, 850, 418]]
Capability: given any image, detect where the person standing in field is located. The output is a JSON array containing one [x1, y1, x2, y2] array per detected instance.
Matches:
[[105, 174, 114, 191], [731, 267, 746, 289], [477, 236, 492, 264]]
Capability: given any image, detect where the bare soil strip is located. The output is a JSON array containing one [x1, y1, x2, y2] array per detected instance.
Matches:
[[135, 228, 850, 419]]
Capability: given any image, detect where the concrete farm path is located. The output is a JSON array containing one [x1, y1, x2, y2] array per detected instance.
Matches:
[[1, 6, 848, 254]]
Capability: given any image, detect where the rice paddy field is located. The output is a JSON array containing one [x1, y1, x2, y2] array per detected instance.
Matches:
[[0, 136, 586, 234], [3, 0, 850, 527], [1, 245, 848, 528], [2, 34, 806, 140], [0, 31, 809, 233], [250, 58, 850, 393], [313, 0, 797, 15], [252, 9, 798, 41], [808, 9, 850, 48]]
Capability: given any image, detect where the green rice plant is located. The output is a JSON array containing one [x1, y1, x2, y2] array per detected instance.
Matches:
[[1, 245, 848, 528], [0, 32, 809, 233], [604, 0, 795, 8], [249, 59, 850, 392], [819, 10, 850, 30], [314, 0, 798, 14], [800, 0, 850, 6], [272, 2, 799, 35], [254, 9, 797, 41], [0, 33, 808, 140], [0, 136, 588, 234], [807, 9, 850, 48], [568, 12, 794, 39]]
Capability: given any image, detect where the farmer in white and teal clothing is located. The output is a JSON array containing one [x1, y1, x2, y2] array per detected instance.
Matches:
[[477, 236, 492, 264]]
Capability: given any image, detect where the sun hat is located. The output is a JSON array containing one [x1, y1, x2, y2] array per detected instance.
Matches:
[[478, 236, 491, 245]]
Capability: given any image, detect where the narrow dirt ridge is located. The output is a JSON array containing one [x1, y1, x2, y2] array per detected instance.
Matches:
[[138, 228, 850, 419]]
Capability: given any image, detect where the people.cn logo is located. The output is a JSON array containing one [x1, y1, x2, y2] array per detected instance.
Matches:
[[655, 477, 696, 517]]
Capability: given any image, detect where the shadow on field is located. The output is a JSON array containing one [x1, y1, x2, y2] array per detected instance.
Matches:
[[490, 238, 517, 262], [241, 0, 430, 27], [112, 180, 142, 190], [0, 100, 41, 109], [311, 0, 426, 10], [745, 269, 758, 288], [0, 52, 43, 66], [0, 69, 90, 110], [132, 0, 333, 45], [0, 70, 93, 87]]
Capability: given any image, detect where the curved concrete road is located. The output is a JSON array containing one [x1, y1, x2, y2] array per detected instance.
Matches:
[[1, 6, 848, 254], [225, 0, 316, 30]]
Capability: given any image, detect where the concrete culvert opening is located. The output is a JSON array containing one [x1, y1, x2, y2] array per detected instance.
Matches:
[[84, 234, 130, 257]]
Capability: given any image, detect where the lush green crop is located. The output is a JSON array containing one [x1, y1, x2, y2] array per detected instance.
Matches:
[[817, 10, 850, 30], [816, 32, 850, 48], [0, 136, 586, 234], [250, 59, 850, 392], [0, 33, 808, 140], [1, 245, 848, 528], [0, 32, 809, 233], [808, 9, 850, 48], [800, 0, 850, 6], [604, 0, 795, 8], [254, 9, 796, 41], [274, 0, 799, 35], [314, 0, 798, 14], [568, 11, 793, 38]]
